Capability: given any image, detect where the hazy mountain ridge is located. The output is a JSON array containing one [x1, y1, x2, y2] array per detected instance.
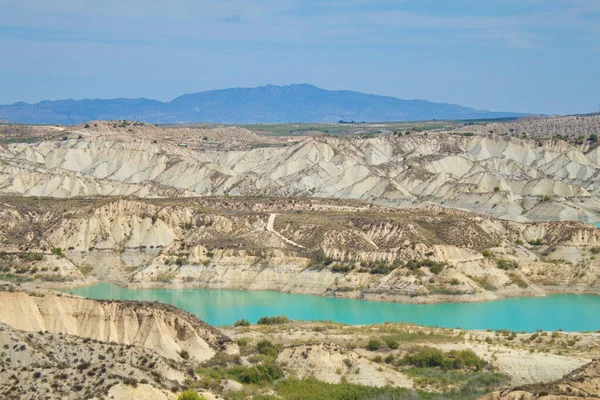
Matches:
[[0, 84, 524, 124]]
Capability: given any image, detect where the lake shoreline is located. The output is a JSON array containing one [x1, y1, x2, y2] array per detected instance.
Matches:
[[27, 277, 600, 306], [59, 282, 600, 332]]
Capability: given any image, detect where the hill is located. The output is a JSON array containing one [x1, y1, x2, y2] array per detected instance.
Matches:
[[0, 84, 524, 124]]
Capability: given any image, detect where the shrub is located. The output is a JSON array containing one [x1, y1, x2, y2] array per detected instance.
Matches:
[[227, 362, 283, 384], [493, 186, 500, 192], [358, 260, 399, 275], [496, 259, 518, 270], [234, 319, 251, 327], [257, 316, 291, 325], [177, 390, 205, 400], [51, 248, 63, 256], [179, 349, 190, 360], [273, 377, 413, 400], [405, 259, 446, 274], [309, 249, 333, 269], [481, 250, 492, 258], [384, 337, 399, 349], [366, 338, 381, 351], [331, 264, 353, 273], [400, 346, 487, 371], [256, 339, 279, 356], [528, 239, 543, 246]]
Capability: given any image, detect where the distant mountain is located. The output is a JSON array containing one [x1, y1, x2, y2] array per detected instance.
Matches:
[[0, 84, 525, 124]]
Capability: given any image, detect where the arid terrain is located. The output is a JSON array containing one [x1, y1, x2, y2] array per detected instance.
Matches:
[[1, 116, 600, 222], [0, 291, 598, 400], [0, 116, 599, 399], [0, 196, 599, 302]]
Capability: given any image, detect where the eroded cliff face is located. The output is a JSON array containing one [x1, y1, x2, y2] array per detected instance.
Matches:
[[0, 292, 237, 362], [1, 131, 600, 222], [0, 197, 599, 302]]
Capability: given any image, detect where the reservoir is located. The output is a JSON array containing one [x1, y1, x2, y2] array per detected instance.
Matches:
[[64, 283, 600, 332]]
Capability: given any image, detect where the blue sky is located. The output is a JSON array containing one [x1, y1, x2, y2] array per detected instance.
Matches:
[[0, 0, 599, 114]]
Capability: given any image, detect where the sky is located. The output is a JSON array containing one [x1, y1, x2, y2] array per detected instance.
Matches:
[[0, 0, 599, 115]]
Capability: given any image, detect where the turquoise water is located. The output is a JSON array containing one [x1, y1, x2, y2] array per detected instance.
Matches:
[[595, 222, 600, 228], [63, 283, 600, 332]]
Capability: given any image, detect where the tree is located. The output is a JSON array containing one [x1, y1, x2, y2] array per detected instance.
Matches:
[[589, 133, 598, 143], [493, 186, 500, 192]]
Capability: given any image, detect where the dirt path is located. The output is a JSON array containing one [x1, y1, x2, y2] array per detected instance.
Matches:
[[267, 213, 306, 249]]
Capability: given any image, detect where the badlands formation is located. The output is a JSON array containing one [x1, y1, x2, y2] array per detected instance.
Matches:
[[0, 196, 599, 302], [0, 117, 600, 222], [0, 116, 599, 399]]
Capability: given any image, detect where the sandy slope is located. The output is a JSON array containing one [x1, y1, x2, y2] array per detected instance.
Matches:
[[1, 131, 599, 221]]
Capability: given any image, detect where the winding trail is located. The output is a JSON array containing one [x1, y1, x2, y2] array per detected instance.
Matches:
[[267, 213, 306, 249]]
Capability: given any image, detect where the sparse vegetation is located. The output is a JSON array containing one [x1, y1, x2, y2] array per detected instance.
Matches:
[[178, 390, 205, 400], [400, 346, 487, 370], [234, 319, 251, 327], [257, 316, 291, 325]]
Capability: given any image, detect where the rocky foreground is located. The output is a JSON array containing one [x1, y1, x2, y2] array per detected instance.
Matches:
[[0, 292, 598, 399]]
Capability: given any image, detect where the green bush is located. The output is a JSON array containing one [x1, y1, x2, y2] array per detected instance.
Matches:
[[177, 390, 205, 400], [309, 249, 333, 268], [331, 264, 353, 273], [493, 186, 500, 192], [358, 260, 400, 275], [17, 252, 44, 261], [495, 259, 518, 270], [51, 248, 63, 256], [256, 339, 279, 356], [227, 362, 283, 384], [366, 338, 382, 351], [384, 337, 399, 349], [400, 346, 487, 371], [405, 259, 446, 274], [257, 316, 291, 325], [179, 349, 190, 360], [234, 319, 251, 327], [273, 377, 412, 400]]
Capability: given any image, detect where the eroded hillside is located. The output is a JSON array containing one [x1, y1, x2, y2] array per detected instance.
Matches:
[[1, 197, 598, 302], [1, 292, 597, 400], [1, 121, 599, 222]]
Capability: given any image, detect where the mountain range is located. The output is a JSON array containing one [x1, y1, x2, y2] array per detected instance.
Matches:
[[0, 84, 524, 124]]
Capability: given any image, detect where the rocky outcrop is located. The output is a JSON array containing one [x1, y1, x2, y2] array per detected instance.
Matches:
[[276, 343, 412, 387], [480, 359, 600, 399], [0, 292, 237, 362]]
